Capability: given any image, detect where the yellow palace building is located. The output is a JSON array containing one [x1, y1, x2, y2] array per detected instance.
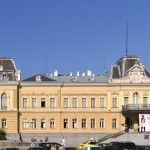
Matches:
[[1, 55, 150, 144]]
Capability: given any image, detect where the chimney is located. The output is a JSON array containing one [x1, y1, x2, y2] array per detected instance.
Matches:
[[54, 70, 58, 76], [87, 70, 92, 76], [77, 71, 80, 76], [69, 72, 73, 76], [82, 72, 85, 76]]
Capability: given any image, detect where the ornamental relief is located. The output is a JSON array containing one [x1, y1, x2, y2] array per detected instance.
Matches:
[[123, 91, 130, 96], [142, 91, 149, 96], [111, 91, 119, 95]]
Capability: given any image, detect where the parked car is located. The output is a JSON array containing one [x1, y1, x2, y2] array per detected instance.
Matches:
[[60, 146, 77, 150], [104, 141, 137, 150], [137, 145, 150, 150], [5, 148, 19, 150], [38, 142, 62, 150], [82, 145, 103, 150], [28, 147, 45, 150], [77, 138, 98, 150]]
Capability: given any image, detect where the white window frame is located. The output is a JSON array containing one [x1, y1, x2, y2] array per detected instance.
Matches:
[[23, 119, 28, 128], [72, 118, 77, 128], [41, 98, 46, 107], [112, 118, 117, 129], [64, 118, 68, 128], [63, 98, 68, 108], [91, 98, 95, 108], [91, 118, 95, 128], [112, 97, 117, 107], [50, 98, 55, 108], [2, 118, 6, 128], [82, 118, 86, 128], [50, 118, 55, 128], [32, 98, 37, 108], [72, 98, 77, 108], [31, 118, 36, 129], [23, 98, 27, 108], [41, 119, 46, 129], [82, 98, 86, 108], [100, 118, 104, 128], [124, 97, 128, 105], [100, 98, 104, 107]]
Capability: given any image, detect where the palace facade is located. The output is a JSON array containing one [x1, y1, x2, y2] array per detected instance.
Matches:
[[0, 55, 150, 143]]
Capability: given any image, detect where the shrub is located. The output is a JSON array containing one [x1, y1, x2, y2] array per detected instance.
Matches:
[[0, 129, 6, 140]]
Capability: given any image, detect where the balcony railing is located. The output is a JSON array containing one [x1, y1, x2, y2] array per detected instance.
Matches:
[[122, 104, 150, 111]]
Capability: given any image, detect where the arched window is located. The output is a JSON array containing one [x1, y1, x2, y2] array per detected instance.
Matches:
[[1, 93, 7, 109], [133, 92, 138, 105]]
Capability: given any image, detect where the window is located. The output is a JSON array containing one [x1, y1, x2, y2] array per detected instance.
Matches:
[[100, 98, 104, 107], [82, 98, 86, 108], [82, 118, 86, 128], [23, 119, 28, 128], [100, 119, 104, 128], [124, 97, 128, 105], [41, 119, 46, 128], [64, 118, 68, 128], [133, 92, 138, 105], [1, 93, 7, 110], [91, 98, 95, 108], [50, 118, 55, 128], [41, 98, 46, 107], [23, 98, 27, 108], [32, 98, 37, 108], [112, 119, 117, 128], [112, 98, 117, 107], [72, 98, 77, 108], [31, 119, 36, 128], [72, 118, 77, 128], [91, 118, 95, 128], [2, 118, 6, 128], [2, 73, 7, 81], [143, 97, 148, 106], [63, 98, 68, 108], [50, 98, 55, 108]]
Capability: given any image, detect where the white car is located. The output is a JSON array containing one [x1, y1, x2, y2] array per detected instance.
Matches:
[[82, 145, 102, 150]]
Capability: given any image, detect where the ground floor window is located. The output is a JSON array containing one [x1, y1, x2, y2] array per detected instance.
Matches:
[[112, 119, 117, 128], [64, 118, 68, 128], [50, 118, 55, 128], [72, 118, 77, 128], [41, 119, 46, 128], [23, 119, 28, 128], [91, 118, 95, 128], [2, 118, 6, 128], [82, 118, 86, 128], [100, 119, 104, 128], [31, 119, 36, 128]]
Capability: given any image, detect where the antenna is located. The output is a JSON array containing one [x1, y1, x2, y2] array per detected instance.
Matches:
[[126, 22, 128, 55], [45, 51, 48, 75], [104, 53, 106, 73]]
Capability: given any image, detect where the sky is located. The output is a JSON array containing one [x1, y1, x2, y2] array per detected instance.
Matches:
[[1, 0, 150, 79]]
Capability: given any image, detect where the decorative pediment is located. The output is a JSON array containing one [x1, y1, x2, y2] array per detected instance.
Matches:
[[126, 64, 146, 83], [127, 64, 144, 73]]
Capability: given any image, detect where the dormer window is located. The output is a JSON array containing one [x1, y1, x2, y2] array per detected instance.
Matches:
[[1, 73, 7, 81], [35, 75, 41, 81]]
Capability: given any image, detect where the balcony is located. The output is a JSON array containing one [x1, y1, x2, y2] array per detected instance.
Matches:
[[122, 104, 150, 112]]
